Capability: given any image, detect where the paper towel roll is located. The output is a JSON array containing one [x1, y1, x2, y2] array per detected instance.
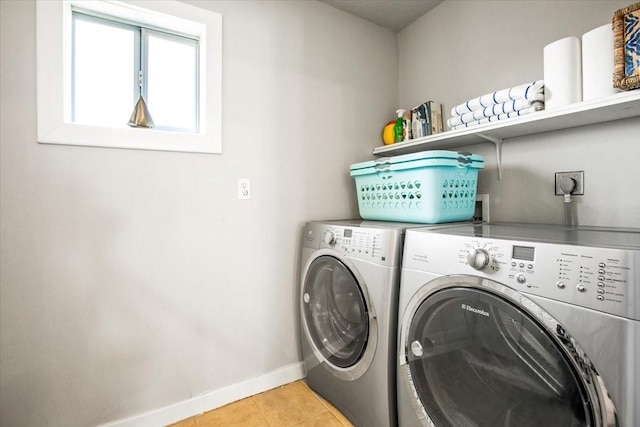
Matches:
[[582, 24, 621, 100], [544, 37, 582, 108]]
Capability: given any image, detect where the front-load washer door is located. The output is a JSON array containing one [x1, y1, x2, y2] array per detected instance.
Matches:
[[399, 275, 617, 427], [302, 253, 377, 381]]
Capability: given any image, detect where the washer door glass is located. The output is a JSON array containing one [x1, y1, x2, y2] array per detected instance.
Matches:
[[407, 287, 592, 427], [303, 255, 369, 369]]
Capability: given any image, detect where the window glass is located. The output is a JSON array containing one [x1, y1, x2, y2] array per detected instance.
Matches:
[[146, 33, 198, 132], [72, 13, 199, 132], [73, 17, 136, 126]]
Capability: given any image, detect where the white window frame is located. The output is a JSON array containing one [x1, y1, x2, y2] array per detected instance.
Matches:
[[36, 0, 222, 155]]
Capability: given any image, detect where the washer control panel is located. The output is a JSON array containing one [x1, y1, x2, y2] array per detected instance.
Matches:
[[303, 222, 404, 266], [403, 230, 639, 320]]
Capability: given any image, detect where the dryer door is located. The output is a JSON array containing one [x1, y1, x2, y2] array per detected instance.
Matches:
[[302, 254, 377, 381], [399, 275, 617, 427]]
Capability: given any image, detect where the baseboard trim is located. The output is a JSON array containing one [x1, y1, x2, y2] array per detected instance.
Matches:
[[99, 362, 305, 427]]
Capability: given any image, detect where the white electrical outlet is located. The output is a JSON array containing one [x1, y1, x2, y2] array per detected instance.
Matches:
[[238, 178, 251, 200]]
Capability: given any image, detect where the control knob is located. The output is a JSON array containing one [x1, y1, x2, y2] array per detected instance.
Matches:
[[467, 248, 491, 271], [323, 230, 337, 246]]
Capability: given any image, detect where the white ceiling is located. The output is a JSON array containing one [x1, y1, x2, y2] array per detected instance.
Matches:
[[318, 0, 443, 33]]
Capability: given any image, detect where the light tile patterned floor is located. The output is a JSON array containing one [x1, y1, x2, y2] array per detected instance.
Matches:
[[168, 380, 354, 427]]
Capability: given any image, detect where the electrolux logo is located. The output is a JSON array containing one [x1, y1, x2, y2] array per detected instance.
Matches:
[[412, 254, 429, 263], [461, 304, 490, 317]]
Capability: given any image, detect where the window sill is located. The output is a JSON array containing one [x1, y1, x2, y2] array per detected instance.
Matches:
[[38, 122, 221, 155]]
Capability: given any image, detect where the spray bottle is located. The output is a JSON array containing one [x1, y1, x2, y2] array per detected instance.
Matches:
[[394, 109, 407, 143]]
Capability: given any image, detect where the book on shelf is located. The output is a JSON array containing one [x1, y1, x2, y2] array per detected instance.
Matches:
[[428, 101, 443, 135], [411, 102, 431, 139], [411, 101, 444, 139]]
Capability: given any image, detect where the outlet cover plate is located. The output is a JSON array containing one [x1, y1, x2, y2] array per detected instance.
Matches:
[[238, 178, 251, 199], [555, 171, 584, 195]]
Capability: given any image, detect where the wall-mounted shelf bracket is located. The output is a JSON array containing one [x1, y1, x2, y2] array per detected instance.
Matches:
[[477, 133, 504, 180]]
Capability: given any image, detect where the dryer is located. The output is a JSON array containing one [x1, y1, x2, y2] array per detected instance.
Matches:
[[397, 223, 639, 427], [300, 220, 438, 427]]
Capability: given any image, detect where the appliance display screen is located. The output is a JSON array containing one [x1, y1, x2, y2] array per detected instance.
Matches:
[[513, 245, 535, 261], [344, 229, 352, 238]]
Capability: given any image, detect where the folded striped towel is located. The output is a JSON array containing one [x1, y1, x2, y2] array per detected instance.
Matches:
[[448, 100, 544, 128], [450, 104, 543, 130], [450, 80, 544, 117]]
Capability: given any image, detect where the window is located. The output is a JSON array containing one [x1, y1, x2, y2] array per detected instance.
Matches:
[[71, 11, 199, 132], [36, 0, 222, 154]]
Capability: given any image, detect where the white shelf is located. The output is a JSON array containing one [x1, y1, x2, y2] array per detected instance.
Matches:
[[373, 91, 640, 157]]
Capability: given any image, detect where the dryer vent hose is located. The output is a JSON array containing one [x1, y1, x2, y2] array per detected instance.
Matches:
[[559, 177, 577, 227]]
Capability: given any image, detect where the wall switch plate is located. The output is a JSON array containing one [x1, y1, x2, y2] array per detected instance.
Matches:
[[555, 171, 584, 195], [238, 178, 251, 199]]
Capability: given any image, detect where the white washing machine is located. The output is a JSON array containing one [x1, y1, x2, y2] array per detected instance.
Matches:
[[397, 223, 639, 427], [300, 220, 455, 427]]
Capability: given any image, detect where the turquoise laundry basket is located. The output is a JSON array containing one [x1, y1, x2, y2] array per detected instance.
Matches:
[[350, 150, 484, 223]]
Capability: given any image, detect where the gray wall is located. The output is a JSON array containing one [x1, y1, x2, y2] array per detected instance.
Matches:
[[399, 0, 640, 227], [3, 1, 639, 426], [0, 1, 397, 425]]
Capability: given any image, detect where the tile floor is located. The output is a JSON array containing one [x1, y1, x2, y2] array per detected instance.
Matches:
[[168, 380, 354, 427]]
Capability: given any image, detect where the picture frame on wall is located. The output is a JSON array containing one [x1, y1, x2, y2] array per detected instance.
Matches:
[[613, 2, 640, 90]]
